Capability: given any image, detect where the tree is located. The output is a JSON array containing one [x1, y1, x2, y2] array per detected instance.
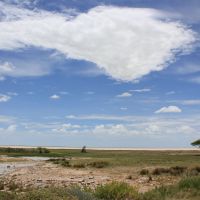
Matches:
[[191, 139, 200, 148], [81, 145, 87, 153]]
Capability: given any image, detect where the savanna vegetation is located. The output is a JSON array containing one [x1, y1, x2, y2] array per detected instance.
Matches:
[[0, 147, 200, 199], [1, 147, 200, 168], [0, 176, 200, 200]]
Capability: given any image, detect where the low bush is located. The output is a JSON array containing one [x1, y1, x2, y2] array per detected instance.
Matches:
[[140, 169, 149, 175], [152, 168, 170, 175], [0, 180, 4, 190], [87, 161, 109, 168], [169, 166, 187, 176], [192, 166, 200, 173], [0, 191, 16, 200], [73, 163, 85, 168], [178, 176, 200, 190], [47, 158, 70, 167], [18, 188, 74, 200], [140, 176, 200, 200], [7, 181, 23, 191], [94, 182, 139, 200], [66, 186, 97, 200], [126, 175, 133, 180], [152, 166, 187, 176]]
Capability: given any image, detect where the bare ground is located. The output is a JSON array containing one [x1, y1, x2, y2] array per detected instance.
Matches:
[[1, 159, 180, 193]]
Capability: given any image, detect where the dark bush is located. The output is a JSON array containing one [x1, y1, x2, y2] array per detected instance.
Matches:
[[140, 169, 149, 175], [73, 163, 85, 168], [0, 180, 4, 190], [152, 168, 170, 175], [47, 158, 70, 167], [169, 166, 187, 176]]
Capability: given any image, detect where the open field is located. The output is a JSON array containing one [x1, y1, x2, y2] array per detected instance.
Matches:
[[0, 147, 200, 199]]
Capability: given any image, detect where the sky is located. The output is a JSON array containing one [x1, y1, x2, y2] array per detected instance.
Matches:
[[0, 0, 200, 147]]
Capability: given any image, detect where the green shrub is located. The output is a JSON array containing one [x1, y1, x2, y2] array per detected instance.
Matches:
[[178, 176, 200, 190], [140, 185, 176, 200], [18, 188, 73, 200], [67, 186, 97, 200], [94, 182, 138, 200], [0, 191, 16, 200]]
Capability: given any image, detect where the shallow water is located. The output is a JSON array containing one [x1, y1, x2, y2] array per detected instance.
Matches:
[[0, 162, 35, 175], [20, 156, 51, 161]]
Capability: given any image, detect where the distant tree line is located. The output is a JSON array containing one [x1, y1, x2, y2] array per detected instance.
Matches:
[[0, 147, 50, 154]]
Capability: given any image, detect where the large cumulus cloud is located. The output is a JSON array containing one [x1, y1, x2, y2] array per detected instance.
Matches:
[[0, 3, 196, 81]]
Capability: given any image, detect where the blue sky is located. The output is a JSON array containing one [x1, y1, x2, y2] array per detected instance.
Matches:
[[0, 0, 200, 147]]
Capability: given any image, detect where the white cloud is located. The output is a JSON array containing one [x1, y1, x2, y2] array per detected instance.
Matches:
[[155, 105, 182, 114], [7, 92, 18, 96], [66, 114, 137, 121], [86, 91, 95, 95], [0, 124, 17, 132], [1, 114, 200, 137], [59, 91, 69, 95], [6, 124, 17, 132], [0, 94, 11, 102], [52, 123, 81, 133], [176, 64, 200, 75], [117, 92, 132, 98], [166, 91, 175, 95], [50, 94, 60, 100], [0, 59, 54, 78], [0, 115, 15, 123], [0, 76, 6, 81], [0, 3, 196, 81], [130, 88, 151, 92], [181, 100, 200, 105], [120, 107, 128, 110], [92, 124, 129, 135], [189, 76, 200, 84], [0, 61, 15, 73], [27, 91, 34, 95]]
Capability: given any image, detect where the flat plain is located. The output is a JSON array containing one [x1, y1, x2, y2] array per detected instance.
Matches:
[[0, 147, 200, 199]]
